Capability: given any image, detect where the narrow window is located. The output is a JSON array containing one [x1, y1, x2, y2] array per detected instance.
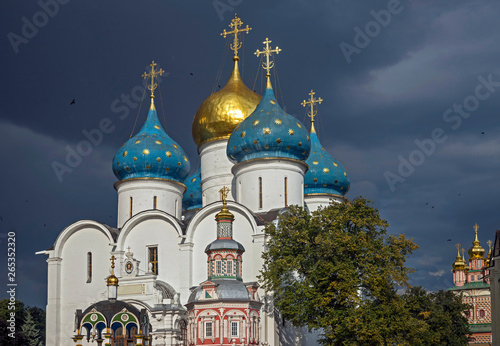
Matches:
[[259, 177, 263, 209], [153, 196, 157, 209], [479, 310, 485, 318], [175, 198, 178, 216], [227, 260, 233, 276], [216, 260, 222, 275], [180, 320, 187, 346], [148, 246, 158, 275], [87, 252, 92, 283], [235, 261, 240, 277], [130, 196, 133, 218], [230, 321, 238, 337], [284, 177, 288, 207], [205, 322, 213, 337]]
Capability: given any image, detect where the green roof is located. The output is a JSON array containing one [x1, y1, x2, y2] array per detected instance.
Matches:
[[469, 323, 491, 333], [448, 281, 490, 291]]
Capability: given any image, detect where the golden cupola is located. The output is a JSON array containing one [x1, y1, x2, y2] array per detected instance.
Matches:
[[192, 14, 261, 148], [484, 240, 493, 268], [468, 223, 485, 259], [452, 244, 466, 271]]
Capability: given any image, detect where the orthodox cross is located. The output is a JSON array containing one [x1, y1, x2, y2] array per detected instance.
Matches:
[[473, 223, 479, 234], [301, 90, 323, 127], [220, 14, 252, 58], [142, 60, 164, 97], [110, 255, 116, 275], [488, 240, 493, 251], [461, 248, 466, 259], [455, 243, 461, 253], [219, 186, 230, 204], [255, 38, 281, 77]]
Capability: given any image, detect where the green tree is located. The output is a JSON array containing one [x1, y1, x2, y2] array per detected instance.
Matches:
[[260, 198, 419, 345], [403, 286, 470, 345], [21, 310, 43, 346]]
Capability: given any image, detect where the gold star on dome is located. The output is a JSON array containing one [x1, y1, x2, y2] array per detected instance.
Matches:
[[301, 90, 323, 133], [220, 14, 252, 59]]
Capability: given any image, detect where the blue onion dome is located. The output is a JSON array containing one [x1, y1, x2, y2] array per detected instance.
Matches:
[[226, 86, 311, 163], [183, 168, 202, 210], [304, 122, 349, 196], [113, 99, 190, 182]]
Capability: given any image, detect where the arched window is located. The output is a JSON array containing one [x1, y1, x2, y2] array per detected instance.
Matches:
[[130, 197, 133, 218], [284, 177, 288, 207], [153, 196, 157, 209], [179, 320, 188, 346], [258, 177, 263, 209], [227, 256, 234, 276], [479, 309, 485, 318], [87, 252, 92, 283], [216, 256, 222, 275], [148, 246, 158, 275]]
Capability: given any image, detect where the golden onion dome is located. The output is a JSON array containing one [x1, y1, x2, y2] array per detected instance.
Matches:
[[452, 246, 466, 271], [107, 274, 119, 286], [468, 226, 485, 259], [192, 57, 261, 147]]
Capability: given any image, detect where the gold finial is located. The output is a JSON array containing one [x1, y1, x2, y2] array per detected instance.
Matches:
[[301, 90, 323, 134], [255, 38, 282, 88], [216, 186, 233, 220], [455, 243, 461, 254], [220, 14, 252, 60], [219, 186, 230, 204], [107, 255, 119, 286], [488, 240, 493, 251], [142, 61, 165, 109], [461, 248, 465, 260]]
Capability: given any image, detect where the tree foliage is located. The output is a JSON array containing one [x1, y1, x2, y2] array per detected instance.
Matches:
[[0, 299, 45, 346], [260, 198, 420, 345]]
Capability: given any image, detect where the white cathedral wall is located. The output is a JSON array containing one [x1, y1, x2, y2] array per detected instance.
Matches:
[[116, 215, 183, 293], [232, 159, 307, 213], [304, 194, 344, 212], [199, 139, 236, 206], [57, 225, 114, 346], [115, 179, 185, 228]]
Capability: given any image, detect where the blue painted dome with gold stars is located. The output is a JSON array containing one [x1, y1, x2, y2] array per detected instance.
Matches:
[[304, 128, 349, 196], [112, 102, 190, 182], [227, 87, 311, 163], [183, 168, 202, 210]]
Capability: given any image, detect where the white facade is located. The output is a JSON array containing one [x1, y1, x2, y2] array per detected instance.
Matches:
[[200, 139, 236, 205], [304, 194, 344, 212]]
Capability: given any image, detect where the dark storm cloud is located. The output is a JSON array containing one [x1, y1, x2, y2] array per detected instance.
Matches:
[[1, 0, 499, 307]]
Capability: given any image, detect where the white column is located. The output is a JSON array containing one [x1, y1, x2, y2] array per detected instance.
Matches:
[[199, 140, 235, 206], [179, 242, 194, 305], [46, 257, 62, 346]]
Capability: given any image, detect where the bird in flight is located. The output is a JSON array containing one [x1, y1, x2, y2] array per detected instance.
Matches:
[[70, 99, 76, 105]]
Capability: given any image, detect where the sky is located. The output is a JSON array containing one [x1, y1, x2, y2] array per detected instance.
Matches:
[[1, 0, 500, 309]]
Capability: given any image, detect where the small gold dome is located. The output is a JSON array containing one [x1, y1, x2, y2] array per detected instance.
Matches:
[[452, 246, 466, 271], [468, 226, 485, 259], [192, 57, 261, 147], [107, 274, 119, 286]]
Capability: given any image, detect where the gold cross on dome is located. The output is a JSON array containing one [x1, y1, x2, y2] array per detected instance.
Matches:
[[219, 186, 230, 203], [301, 90, 323, 124], [455, 243, 461, 252], [488, 240, 492, 250], [110, 255, 116, 269], [255, 38, 281, 77], [461, 248, 465, 259], [142, 60, 164, 98], [220, 13, 252, 58], [473, 223, 479, 234]]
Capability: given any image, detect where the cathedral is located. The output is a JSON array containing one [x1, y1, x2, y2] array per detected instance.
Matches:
[[37, 15, 350, 345], [449, 224, 492, 345]]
